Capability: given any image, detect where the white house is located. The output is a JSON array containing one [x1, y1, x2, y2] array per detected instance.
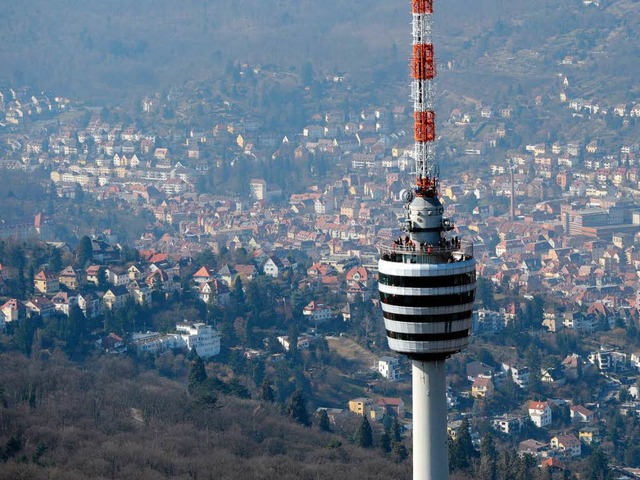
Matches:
[[106, 266, 130, 286], [570, 405, 595, 423], [303, 301, 333, 324], [176, 322, 221, 358], [550, 435, 581, 457], [263, 256, 285, 278], [588, 347, 628, 372], [501, 363, 530, 389], [131, 332, 181, 355], [276, 334, 311, 352], [378, 356, 401, 381], [631, 351, 640, 371], [528, 400, 552, 428], [492, 414, 523, 435]]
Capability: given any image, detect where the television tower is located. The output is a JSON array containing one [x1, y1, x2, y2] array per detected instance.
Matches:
[[378, 1, 476, 479]]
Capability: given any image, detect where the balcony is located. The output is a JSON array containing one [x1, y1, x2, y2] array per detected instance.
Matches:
[[379, 238, 474, 264]]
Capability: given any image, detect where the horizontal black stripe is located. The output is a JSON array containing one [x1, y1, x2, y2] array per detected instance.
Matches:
[[386, 329, 470, 342], [380, 291, 475, 307], [379, 271, 475, 288], [383, 310, 473, 323]]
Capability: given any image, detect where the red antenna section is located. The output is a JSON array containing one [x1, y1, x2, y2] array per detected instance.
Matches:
[[412, 0, 433, 14], [411, 0, 437, 196], [414, 111, 435, 143], [412, 44, 435, 80]]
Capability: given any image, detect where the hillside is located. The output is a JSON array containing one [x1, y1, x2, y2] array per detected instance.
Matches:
[[0, 352, 410, 480], [2, 0, 639, 104]]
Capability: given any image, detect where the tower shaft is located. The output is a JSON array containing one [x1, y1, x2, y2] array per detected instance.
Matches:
[[413, 359, 448, 480]]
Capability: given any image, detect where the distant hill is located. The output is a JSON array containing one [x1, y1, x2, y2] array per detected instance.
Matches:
[[1, 0, 638, 104]]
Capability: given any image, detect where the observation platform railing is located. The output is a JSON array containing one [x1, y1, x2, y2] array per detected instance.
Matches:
[[379, 238, 474, 265]]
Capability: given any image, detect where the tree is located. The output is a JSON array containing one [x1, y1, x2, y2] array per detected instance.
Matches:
[[300, 61, 314, 86], [497, 450, 516, 480], [477, 276, 497, 310], [286, 389, 311, 427], [49, 247, 62, 272], [392, 442, 408, 463], [64, 304, 87, 355], [380, 430, 391, 453], [391, 417, 402, 443], [13, 317, 36, 356], [233, 276, 245, 303], [316, 409, 331, 432], [355, 415, 373, 448], [587, 447, 611, 480], [450, 417, 477, 471], [479, 432, 498, 480], [227, 378, 251, 399], [97, 267, 108, 290], [523, 295, 544, 328], [188, 350, 207, 394], [76, 236, 93, 267]]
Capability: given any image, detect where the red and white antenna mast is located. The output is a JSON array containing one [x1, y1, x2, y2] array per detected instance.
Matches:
[[412, 0, 438, 198]]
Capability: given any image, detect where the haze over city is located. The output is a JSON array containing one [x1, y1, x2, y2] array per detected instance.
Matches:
[[1, 1, 640, 479]]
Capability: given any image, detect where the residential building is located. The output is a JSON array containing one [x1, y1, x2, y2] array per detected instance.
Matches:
[[197, 279, 231, 306], [192, 266, 215, 284], [378, 356, 401, 381], [1, 299, 27, 322], [303, 301, 333, 324], [541, 368, 566, 386], [472, 375, 494, 398], [77, 292, 101, 319], [578, 427, 601, 445], [348, 397, 372, 417], [276, 334, 311, 352], [106, 266, 130, 286], [51, 291, 76, 316], [466, 361, 494, 381], [589, 347, 628, 372], [570, 405, 595, 423], [131, 331, 181, 355], [127, 264, 144, 281], [550, 435, 581, 458], [85, 265, 103, 285], [376, 397, 405, 418], [176, 321, 221, 357], [263, 256, 284, 278], [528, 400, 552, 428], [24, 297, 56, 318], [492, 414, 523, 435], [58, 266, 79, 290], [518, 439, 548, 458], [501, 363, 530, 389], [34, 270, 60, 294], [250, 178, 267, 200], [103, 285, 130, 310]]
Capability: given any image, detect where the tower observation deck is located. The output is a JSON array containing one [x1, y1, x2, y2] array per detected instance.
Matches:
[[378, 1, 476, 478]]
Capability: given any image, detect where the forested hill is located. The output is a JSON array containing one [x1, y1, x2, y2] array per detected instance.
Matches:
[[0, 352, 408, 480], [1, 0, 639, 103]]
